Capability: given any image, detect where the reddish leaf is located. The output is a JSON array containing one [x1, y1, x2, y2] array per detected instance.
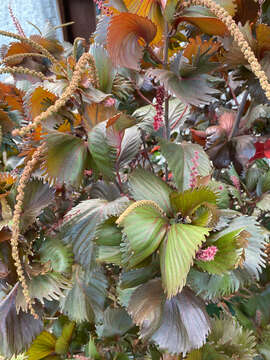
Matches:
[[183, 36, 220, 63], [3, 42, 33, 65], [123, 0, 163, 44], [233, 0, 259, 25], [107, 13, 157, 70], [30, 35, 64, 56], [190, 129, 207, 146], [0, 82, 24, 113], [26, 86, 58, 119]]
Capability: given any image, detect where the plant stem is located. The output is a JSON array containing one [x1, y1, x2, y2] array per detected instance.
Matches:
[[163, 20, 170, 180], [140, 129, 155, 172], [228, 89, 248, 141]]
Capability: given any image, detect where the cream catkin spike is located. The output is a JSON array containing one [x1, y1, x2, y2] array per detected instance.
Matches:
[[116, 200, 165, 225], [0, 30, 57, 64], [12, 52, 98, 137], [0, 66, 47, 81], [182, 0, 270, 100], [10, 143, 46, 319]]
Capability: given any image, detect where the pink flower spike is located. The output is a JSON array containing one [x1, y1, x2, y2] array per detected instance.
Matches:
[[196, 246, 218, 262]]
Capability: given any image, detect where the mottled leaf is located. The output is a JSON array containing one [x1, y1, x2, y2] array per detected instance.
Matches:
[[160, 140, 212, 191], [42, 132, 89, 186]]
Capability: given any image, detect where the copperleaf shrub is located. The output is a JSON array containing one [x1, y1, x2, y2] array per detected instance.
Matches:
[[0, 0, 270, 359]]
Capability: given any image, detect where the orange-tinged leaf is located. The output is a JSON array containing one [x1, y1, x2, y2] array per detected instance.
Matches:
[[57, 120, 72, 133], [4, 42, 33, 65], [123, 0, 163, 44], [27, 86, 58, 119], [183, 36, 220, 63], [0, 109, 14, 133], [256, 24, 270, 58], [0, 83, 24, 113], [30, 35, 64, 56], [176, 13, 228, 36], [107, 12, 157, 70], [82, 103, 117, 132]]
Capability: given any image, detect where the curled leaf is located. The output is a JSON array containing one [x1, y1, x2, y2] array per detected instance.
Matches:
[[107, 13, 156, 70]]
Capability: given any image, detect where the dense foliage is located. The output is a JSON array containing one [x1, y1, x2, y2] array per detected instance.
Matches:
[[1, 0, 270, 359]]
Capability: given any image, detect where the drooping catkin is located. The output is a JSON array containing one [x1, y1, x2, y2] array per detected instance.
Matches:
[[182, 0, 270, 101], [10, 143, 45, 319], [0, 52, 49, 65], [0, 30, 57, 64], [0, 66, 47, 80], [12, 52, 97, 137]]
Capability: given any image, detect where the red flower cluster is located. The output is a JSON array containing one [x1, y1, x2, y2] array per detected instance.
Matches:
[[196, 246, 218, 261], [153, 86, 165, 131], [249, 139, 270, 162]]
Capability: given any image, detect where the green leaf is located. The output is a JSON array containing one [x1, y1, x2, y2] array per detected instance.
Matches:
[[120, 261, 160, 289], [95, 217, 122, 246], [146, 68, 219, 106], [196, 229, 243, 275], [164, 0, 179, 22], [61, 195, 129, 268], [128, 169, 173, 215], [27, 331, 56, 360], [216, 216, 267, 278], [21, 180, 54, 231], [159, 140, 212, 191], [39, 237, 73, 273], [87, 336, 101, 359], [55, 322, 75, 355], [96, 307, 133, 338], [88, 122, 116, 181], [187, 268, 252, 301], [42, 132, 89, 187], [16, 273, 70, 312], [89, 44, 115, 93], [160, 224, 210, 297], [60, 266, 107, 323], [95, 218, 123, 265], [120, 202, 168, 268], [257, 194, 270, 211], [207, 316, 257, 360], [97, 245, 122, 265], [0, 284, 43, 358], [170, 187, 217, 217]]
